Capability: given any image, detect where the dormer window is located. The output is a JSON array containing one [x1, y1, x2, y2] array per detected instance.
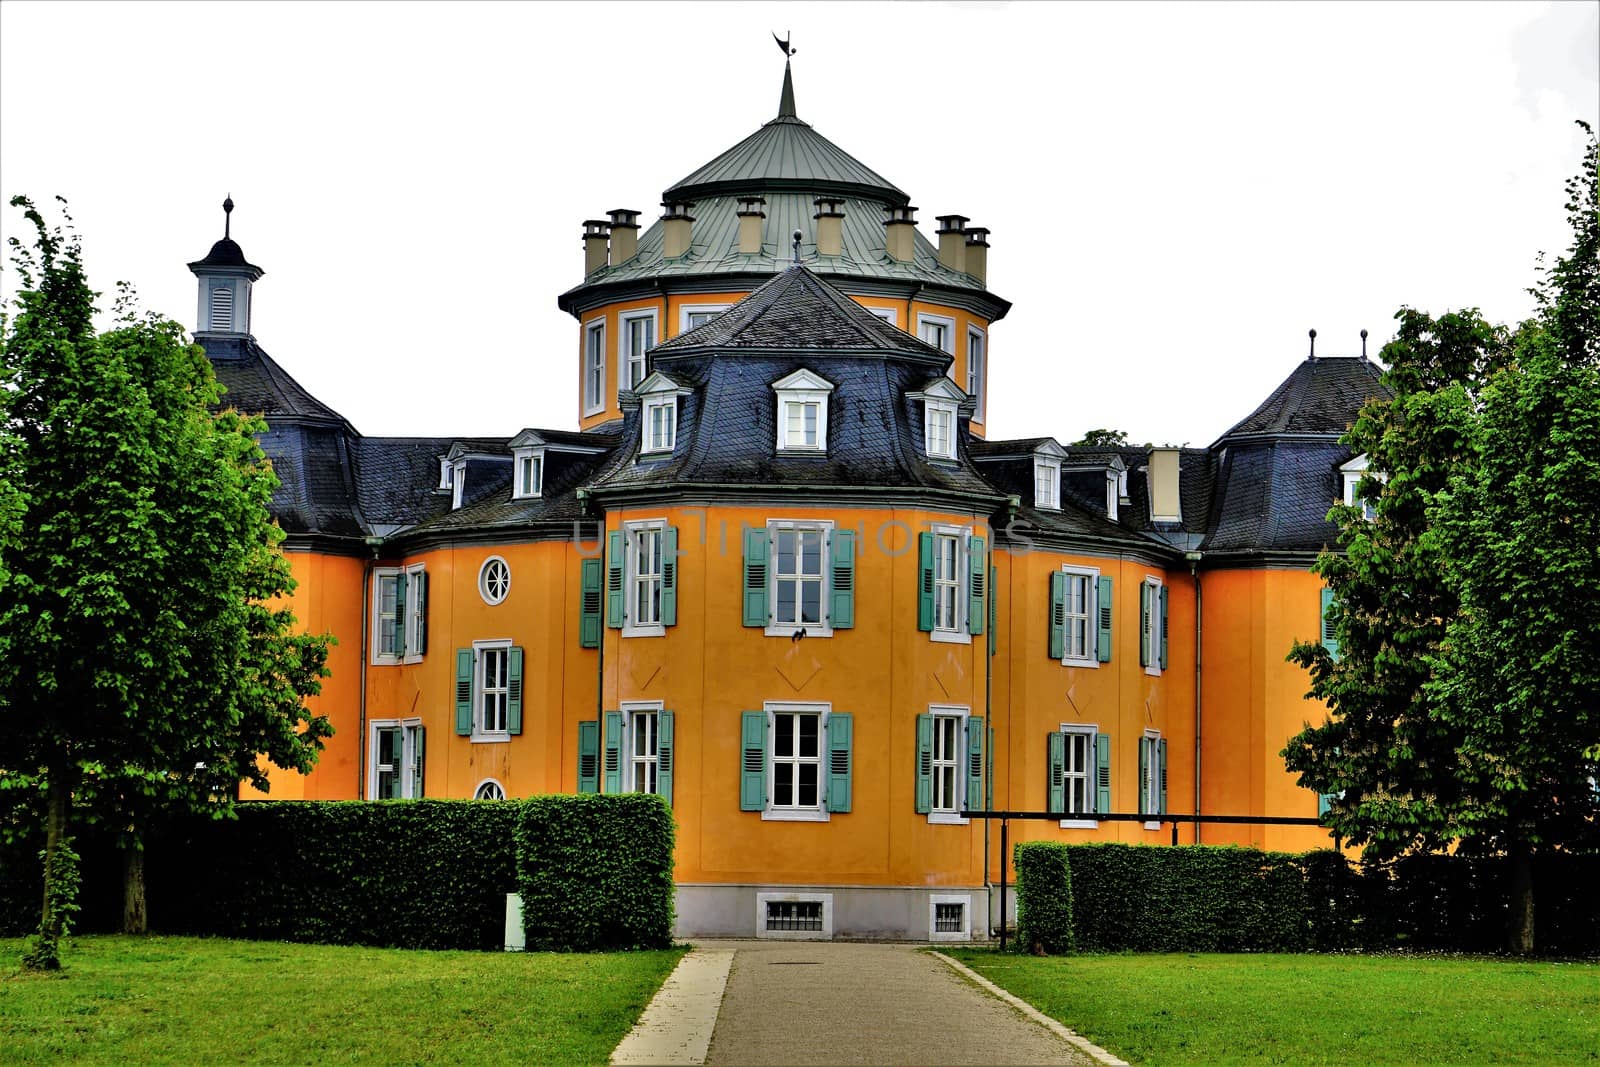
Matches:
[[1105, 471, 1119, 521], [926, 401, 957, 460], [772, 369, 834, 454], [513, 449, 544, 499], [451, 460, 467, 509], [1034, 458, 1061, 510], [1340, 453, 1382, 521], [643, 397, 676, 454], [438, 458, 454, 491]]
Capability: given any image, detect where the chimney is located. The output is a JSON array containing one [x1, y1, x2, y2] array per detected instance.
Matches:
[[1147, 447, 1182, 523], [964, 227, 990, 287], [884, 205, 918, 264], [582, 219, 611, 275], [737, 197, 766, 255], [607, 209, 641, 264], [661, 201, 695, 259], [814, 197, 845, 257], [935, 215, 969, 274]]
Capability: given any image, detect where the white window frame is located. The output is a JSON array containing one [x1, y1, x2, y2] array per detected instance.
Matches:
[[1034, 457, 1061, 510], [966, 326, 986, 422], [780, 398, 823, 451], [755, 891, 834, 940], [367, 718, 424, 799], [917, 312, 955, 354], [479, 555, 511, 606], [1060, 565, 1100, 667], [866, 306, 898, 327], [925, 399, 958, 460], [618, 309, 657, 398], [512, 448, 544, 500], [928, 893, 973, 942], [679, 303, 731, 334], [928, 704, 971, 826], [762, 701, 832, 822], [773, 369, 834, 454], [929, 523, 972, 645], [1341, 454, 1383, 521], [622, 519, 668, 638], [401, 563, 425, 664], [765, 519, 834, 638], [372, 567, 403, 663], [1105, 471, 1120, 521], [474, 778, 507, 801], [641, 396, 677, 455], [583, 318, 606, 416], [1059, 723, 1100, 829], [437, 457, 454, 491], [1142, 576, 1163, 677], [450, 459, 467, 509], [1142, 729, 1163, 829], [620, 700, 665, 796], [472, 638, 513, 741]]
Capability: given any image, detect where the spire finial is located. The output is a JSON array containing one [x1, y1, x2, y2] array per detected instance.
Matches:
[[223, 194, 234, 239], [1308, 328, 1318, 360], [1360, 328, 1369, 360], [774, 32, 797, 119]]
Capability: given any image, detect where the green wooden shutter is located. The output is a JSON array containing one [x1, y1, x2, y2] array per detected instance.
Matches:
[[1321, 587, 1340, 660], [506, 647, 524, 735], [1097, 576, 1113, 663], [577, 721, 599, 793], [915, 714, 933, 814], [658, 710, 674, 805], [967, 536, 986, 635], [1048, 571, 1066, 660], [579, 558, 603, 648], [740, 711, 767, 810], [1095, 732, 1112, 814], [394, 571, 407, 657], [454, 648, 473, 735], [661, 526, 679, 627], [988, 565, 997, 657], [606, 530, 625, 628], [829, 528, 855, 629], [1317, 791, 1333, 818], [411, 726, 425, 799], [826, 712, 852, 813], [414, 571, 428, 656], [1158, 584, 1169, 670], [916, 532, 935, 631], [965, 716, 984, 813], [1047, 731, 1065, 813], [1139, 586, 1151, 667], [603, 711, 623, 794], [1138, 738, 1149, 815], [1158, 738, 1168, 814], [742, 528, 769, 627]]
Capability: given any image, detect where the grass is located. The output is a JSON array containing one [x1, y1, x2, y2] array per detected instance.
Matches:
[[0, 935, 685, 1065], [946, 949, 1600, 1065]]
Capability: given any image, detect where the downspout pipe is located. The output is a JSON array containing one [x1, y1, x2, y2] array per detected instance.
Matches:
[[579, 490, 606, 762], [1186, 550, 1202, 844], [360, 535, 384, 798], [985, 494, 1019, 936]]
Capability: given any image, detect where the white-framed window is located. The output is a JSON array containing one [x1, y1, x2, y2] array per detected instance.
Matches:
[[372, 564, 427, 664], [474, 778, 506, 801], [928, 524, 972, 644], [756, 892, 833, 939], [622, 702, 663, 795], [475, 639, 512, 737], [619, 309, 657, 396], [1341, 454, 1382, 521], [1140, 576, 1164, 675], [1059, 724, 1100, 827], [925, 399, 957, 460], [642, 396, 677, 454], [772, 368, 834, 453], [1060, 567, 1099, 665], [930, 706, 969, 824], [1035, 457, 1061, 510], [766, 519, 833, 637], [866, 306, 898, 327], [479, 556, 511, 606], [368, 719, 424, 799], [966, 326, 986, 421], [917, 312, 955, 354], [765, 702, 829, 821], [437, 457, 454, 491], [583, 318, 606, 415], [1105, 471, 1120, 521], [928, 893, 973, 942], [513, 449, 543, 499], [1141, 730, 1165, 827], [450, 459, 467, 509], [680, 304, 731, 333], [624, 520, 667, 637]]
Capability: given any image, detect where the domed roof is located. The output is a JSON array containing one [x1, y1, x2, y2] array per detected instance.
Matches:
[[663, 62, 908, 206], [193, 237, 254, 269]]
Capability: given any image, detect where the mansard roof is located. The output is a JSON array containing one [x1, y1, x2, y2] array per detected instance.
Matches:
[[1215, 356, 1387, 443]]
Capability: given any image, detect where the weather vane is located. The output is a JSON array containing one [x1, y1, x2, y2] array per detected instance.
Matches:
[[773, 31, 795, 57]]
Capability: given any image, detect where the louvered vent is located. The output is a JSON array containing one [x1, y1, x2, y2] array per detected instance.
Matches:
[[972, 570, 985, 598], [579, 753, 598, 780], [743, 745, 763, 773], [583, 589, 601, 614], [1100, 604, 1112, 629], [605, 748, 619, 774], [919, 751, 932, 776], [969, 749, 982, 779], [831, 749, 849, 776], [1097, 764, 1110, 790], [455, 675, 472, 704], [746, 562, 767, 588], [508, 676, 522, 703], [660, 745, 673, 775], [210, 287, 234, 331], [832, 564, 852, 590]]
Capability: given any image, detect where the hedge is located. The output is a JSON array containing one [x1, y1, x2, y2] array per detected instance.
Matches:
[[515, 793, 675, 951], [1013, 841, 1074, 954]]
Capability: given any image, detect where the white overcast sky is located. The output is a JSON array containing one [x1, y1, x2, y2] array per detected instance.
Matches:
[[3, 1, 1596, 447]]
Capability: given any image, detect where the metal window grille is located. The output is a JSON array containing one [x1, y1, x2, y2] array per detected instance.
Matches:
[[934, 903, 963, 934], [766, 900, 823, 932]]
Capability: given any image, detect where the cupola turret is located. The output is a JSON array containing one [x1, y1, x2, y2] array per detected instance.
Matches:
[[188, 196, 264, 337]]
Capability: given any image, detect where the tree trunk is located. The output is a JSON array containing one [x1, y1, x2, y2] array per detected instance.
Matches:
[[1507, 843, 1535, 954], [122, 845, 147, 935], [26, 766, 72, 970]]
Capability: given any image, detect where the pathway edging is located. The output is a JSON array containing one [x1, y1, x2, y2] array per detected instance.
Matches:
[[930, 950, 1130, 1067], [610, 948, 734, 1066]]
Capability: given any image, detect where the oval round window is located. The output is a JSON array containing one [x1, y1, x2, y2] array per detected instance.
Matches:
[[479, 556, 510, 605]]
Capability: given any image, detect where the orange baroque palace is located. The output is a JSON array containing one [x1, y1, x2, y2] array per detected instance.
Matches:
[[192, 60, 1385, 939]]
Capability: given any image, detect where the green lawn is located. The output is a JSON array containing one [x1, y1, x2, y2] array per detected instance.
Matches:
[[946, 949, 1600, 1065], [0, 935, 684, 1065]]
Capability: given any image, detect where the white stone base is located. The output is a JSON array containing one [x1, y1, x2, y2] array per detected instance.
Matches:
[[674, 883, 991, 941]]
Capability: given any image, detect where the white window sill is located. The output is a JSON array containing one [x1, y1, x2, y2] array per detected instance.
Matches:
[[582, 403, 606, 418], [1143, 820, 1162, 831], [776, 447, 826, 456], [931, 629, 972, 645], [371, 655, 402, 666], [622, 624, 666, 638], [765, 623, 833, 639], [1144, 666, 1162, 677], [470, 733, 511, 745], [761, 808, 830, 822], [638, 448, 674, 458], [1062, 656, 1099, 669], [1059, 818, 1099, 830], [402, 653, 424, 665], [929, 812, 969, 826], [511, 492, 543, 501]]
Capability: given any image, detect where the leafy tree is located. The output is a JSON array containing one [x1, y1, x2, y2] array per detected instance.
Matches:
[[1072, 428, 1129, 448], [0, 197, 332, 968]]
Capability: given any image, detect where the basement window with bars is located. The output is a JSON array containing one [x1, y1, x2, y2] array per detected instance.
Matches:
[[766, 900, 823, 932], [934, 903, 963, 933]]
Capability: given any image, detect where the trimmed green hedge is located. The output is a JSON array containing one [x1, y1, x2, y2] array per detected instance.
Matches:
[[515, 793, 675, 951], [1014, 842, 1074, 954]]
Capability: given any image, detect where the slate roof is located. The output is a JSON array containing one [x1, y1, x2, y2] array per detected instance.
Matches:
[[354, 436, 504, 531], [1216, 356, 1386, 442], [205, 336, 349, 424]]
